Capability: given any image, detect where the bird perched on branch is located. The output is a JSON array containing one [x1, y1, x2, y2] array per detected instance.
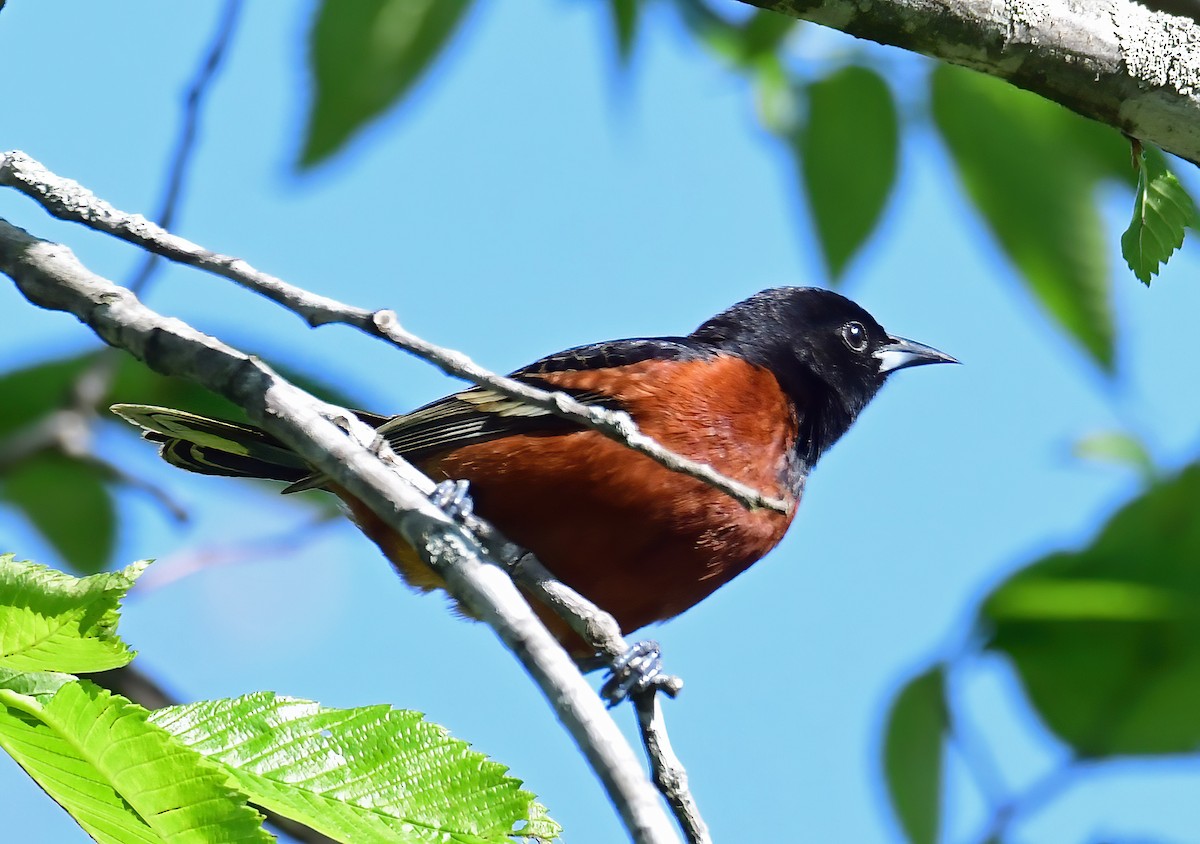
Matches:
[[113, 287, 955, 683]]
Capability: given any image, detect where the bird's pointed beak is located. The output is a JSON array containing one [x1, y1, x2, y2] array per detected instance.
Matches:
[[874, 336, 959, 374]]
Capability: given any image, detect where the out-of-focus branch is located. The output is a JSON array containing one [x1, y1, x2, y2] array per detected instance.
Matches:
[[0, 217, 681, 844], [0, 151, 786, 516], [128, 0, 243, 295], [742, 0, 1200, 166]]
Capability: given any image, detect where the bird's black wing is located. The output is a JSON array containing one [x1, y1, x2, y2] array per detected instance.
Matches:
[[377, 336, 708, 462]]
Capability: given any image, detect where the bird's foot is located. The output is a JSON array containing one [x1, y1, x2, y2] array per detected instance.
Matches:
[[429, 479, 474, 523], [599, 640, 681, 706]]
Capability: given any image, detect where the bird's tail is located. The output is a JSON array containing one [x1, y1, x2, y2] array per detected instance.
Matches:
[[110, 404, 314, 485]]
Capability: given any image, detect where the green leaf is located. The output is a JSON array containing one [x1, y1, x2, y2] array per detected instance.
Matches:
[[0, 355, 92, 440], [0, 555, 145, 674], [1122, 146, 1199, 285], [981, 463, 1200, 756], [882, 667, 945, 844], [931, 65, 1121, 371], [796, 65, 899, 281], [1074, 430, 1157, 482], [150, 691, 560, 843], [609, 0, 638, 65], [735, 10, 795, 65], [0, 680, 269, 843], [302, 0, 476, 167], [1, 452, 117, 574], [0, 666, 75, 699]]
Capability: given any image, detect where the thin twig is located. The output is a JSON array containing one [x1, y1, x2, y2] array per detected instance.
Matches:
[[635, 693, 710, 844], [0, 151, 787, 516], [944, 661, 1007, 812], [127, 0, 243, 295], [133, 512, 338, 595], [0, 217, 681, 844], [972, 759, 1078, 844]]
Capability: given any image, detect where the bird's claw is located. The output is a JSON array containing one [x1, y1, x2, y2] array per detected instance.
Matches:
[[429, 479, 474, 523], [600, 640, 679, 706]]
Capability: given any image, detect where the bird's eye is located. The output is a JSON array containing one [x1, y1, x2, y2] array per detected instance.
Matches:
[[841, 321, 868, 352]]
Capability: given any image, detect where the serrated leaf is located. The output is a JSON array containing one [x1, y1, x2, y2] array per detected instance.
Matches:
[[301, 0, 475, 167], [931, 65, 1120, 371], [0, 666, 75, 699], [1, 452, 117, 574], [0, 680, 269, 843], [1074, 430, 1157, 482], [882, 667, 945, 844], [796, 65, 899, 281], [609, 0, 638, 65], [150, 691, 560, 843], [1122, 146, 1199, 285], [0, 555, 145, 673], [981, 463, 1200, 756]]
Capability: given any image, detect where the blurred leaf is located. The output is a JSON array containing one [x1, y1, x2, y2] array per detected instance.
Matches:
[[0, 356, 89, 441], [151, 691, 561, 843], [931, 65, 1121, 371], [0, 555, 144, 674], [609, 0, 638, 65], [302, 0, 475, 167], [1074, 430, 1157, 482], [675, 1, 794, 69], [796, 65, 899, 281], [882, 667, 945, 844], [736, 10, 794, 64], [982, 463, 1200, 756], [1122, 145, 1199, 285], [1, 453, 116, 575], [0, 680, 269, 843]]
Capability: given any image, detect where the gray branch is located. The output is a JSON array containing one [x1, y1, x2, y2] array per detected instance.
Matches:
[[0, 151, 786, 516], [0, 217, 681, 844], [744, 0, 1200, 166]]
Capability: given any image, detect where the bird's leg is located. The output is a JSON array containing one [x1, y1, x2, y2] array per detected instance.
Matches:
[[599, 640, 675, 707], [428, 478, 474, 523]]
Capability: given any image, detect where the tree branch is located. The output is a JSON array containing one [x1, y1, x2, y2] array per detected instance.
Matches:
[[743, 0, 1200, 166], [0, 150, 787, 516], [0, 217, 681, 844]]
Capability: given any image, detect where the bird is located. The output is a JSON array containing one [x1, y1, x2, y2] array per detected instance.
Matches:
[[112, 287, 955, 664]]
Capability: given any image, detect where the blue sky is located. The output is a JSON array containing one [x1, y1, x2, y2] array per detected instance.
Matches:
[[3, 2, 1200, 842]]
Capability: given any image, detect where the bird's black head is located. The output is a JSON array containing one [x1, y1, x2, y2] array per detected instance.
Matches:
[[690, 287, 956, 467]]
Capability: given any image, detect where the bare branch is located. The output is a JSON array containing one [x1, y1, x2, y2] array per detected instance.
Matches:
[[0, 150, 787, 515], [743, 0, 1200, 166], [0, 216, 681, 844], [635, 693, 710, 844], [127, 0, 243, 295]]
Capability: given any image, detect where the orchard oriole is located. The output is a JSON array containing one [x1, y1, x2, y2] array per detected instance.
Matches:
[[113, 287, 955, 666]]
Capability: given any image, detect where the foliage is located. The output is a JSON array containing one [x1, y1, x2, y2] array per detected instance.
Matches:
[[0, 350, 361, 575], [0, 555, 560, 843], [1122, 145, 1200, 285], [882, 667, 945, 844], [880, 458, 1200, 838]]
